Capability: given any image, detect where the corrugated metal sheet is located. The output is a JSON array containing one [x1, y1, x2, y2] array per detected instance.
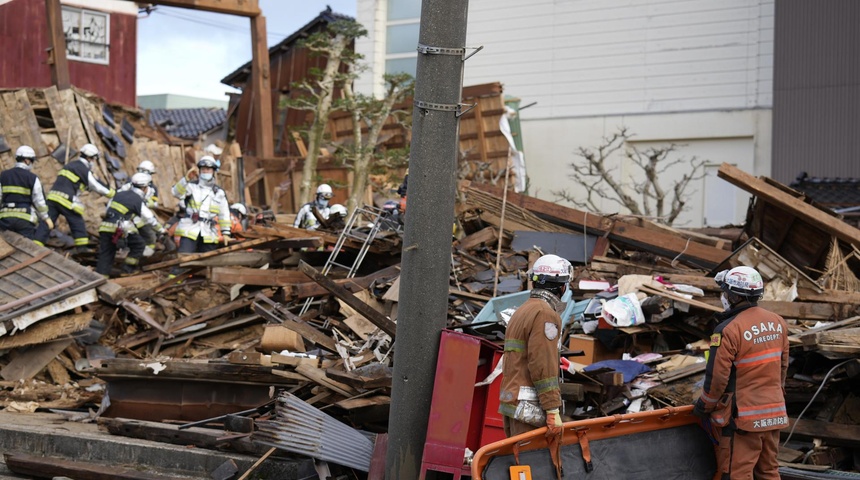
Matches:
[[253, 391, 375, 471], [0, 0, 137, 106], [772, 0, 860, 183], [0, 231, 105, 331]]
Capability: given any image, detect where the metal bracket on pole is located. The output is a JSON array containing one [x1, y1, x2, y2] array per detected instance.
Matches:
[[416, 43, 484, 62], [413, 100, 477, 118]]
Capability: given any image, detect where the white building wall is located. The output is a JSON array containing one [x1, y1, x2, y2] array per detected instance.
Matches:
[[354, 0, 775, 227]]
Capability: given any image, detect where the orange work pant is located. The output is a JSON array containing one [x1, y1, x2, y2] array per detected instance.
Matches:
[[714, 428, 780, 479]]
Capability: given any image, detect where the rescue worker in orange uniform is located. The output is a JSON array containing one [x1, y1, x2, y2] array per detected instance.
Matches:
[[694, 266, 789, 480], [499, 254, 571, 439]]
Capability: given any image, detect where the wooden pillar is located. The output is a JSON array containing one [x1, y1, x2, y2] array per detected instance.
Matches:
[[45, 0, 71, 90], [250, 15, 274, 159]]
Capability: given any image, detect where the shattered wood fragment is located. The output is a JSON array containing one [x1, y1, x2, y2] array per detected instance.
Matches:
[[718, 163, 860, 248], [295, 364, 357, 397], [470, 183, 730, 267], [0, 311, 90, 349], [253, 296, 338, 353], [298, 261, 397, 338], [4, 452, 170, 480], [0, 339, 73, 381], [119, 300, 169, 335], [209, 267, 310, 286], [142, 237, 276, 271], [116, 294, 260, 349], [455, 226, 498, 250]]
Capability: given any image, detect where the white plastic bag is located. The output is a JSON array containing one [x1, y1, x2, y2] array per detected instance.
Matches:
[[601, 293, 646, 327]]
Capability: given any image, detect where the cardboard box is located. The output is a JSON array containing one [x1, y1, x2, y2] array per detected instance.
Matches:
[[568, 334, 622, 365], [259, 324, 306, 353]]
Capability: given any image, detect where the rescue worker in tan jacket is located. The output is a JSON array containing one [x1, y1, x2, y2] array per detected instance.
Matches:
[[694, 266, 789, 480], [499, 254, 571, 439]]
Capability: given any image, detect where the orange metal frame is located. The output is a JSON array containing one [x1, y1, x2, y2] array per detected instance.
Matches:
[[471, 405, 697, 480]]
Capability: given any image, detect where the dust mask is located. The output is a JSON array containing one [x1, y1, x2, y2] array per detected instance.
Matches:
[[200, 172, 214, 181], [720, 292, 731, 311]]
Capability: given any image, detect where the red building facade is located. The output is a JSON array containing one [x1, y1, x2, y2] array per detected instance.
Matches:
[[0, 0, 137, 106]]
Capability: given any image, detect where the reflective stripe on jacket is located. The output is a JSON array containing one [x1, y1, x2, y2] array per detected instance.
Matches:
[[49, 158, 113, 213], [499, 293, 563, 419], [700, 305, 789, 432], [0, 163, 49, 224], [172, 178, 230, 242]]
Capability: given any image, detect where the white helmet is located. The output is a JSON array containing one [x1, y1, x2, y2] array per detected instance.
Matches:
[[716, 266, 764, 299], [137, 160, 156, 175], [15, 146, 36, 161], [530, 254, 572, 286], [230, 203, 247, 216], [80, 143, 99, 158], [131, 172, 152, 188], [197, 155, 218, 170], [204, 144, 223, 156], [316, 184, 333, 199], [330, 204, 347, 217]]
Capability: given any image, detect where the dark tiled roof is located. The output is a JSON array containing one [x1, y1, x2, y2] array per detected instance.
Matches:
[[790, 172, 860, 206], [148, 108, 226, 139], [220, 8, 354, 88]]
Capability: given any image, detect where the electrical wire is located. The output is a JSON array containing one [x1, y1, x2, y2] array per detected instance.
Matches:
[[782, 358, 855, 447], [149, 8, 291, 39]]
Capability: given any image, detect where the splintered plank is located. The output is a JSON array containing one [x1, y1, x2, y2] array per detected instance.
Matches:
[[44, 86, 87, 152], [469, 183, 730, 268], [209, 266, 310, 286], [718, 163, 860, 248], [0, 311, 91, 349], [142, 237, 276, 271], [10, 91, 48, 157], [299, 261, 396, 338], [4, 452, 173, 480], [0, 338, 73, 381], [785, 418, 860, 448]]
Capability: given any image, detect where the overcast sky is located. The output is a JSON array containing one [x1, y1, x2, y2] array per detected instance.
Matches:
[[136, 0, 357, 102]]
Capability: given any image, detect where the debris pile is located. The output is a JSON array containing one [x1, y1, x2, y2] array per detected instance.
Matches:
[[1, 88, 859, 476]]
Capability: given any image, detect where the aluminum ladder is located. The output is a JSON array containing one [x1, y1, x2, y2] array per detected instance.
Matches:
[[299, 205, 387, 315]]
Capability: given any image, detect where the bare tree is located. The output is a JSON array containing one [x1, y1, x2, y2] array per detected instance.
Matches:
[[340, 73, 413, 213], [553, 128, 705, 225], [287, 19, 366, 206]]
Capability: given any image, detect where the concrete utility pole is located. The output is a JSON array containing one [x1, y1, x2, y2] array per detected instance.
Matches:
[[386, 0, 470, 478]]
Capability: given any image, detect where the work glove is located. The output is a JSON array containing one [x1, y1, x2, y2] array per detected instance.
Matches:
[[692, 398, 708, 419], [560, 357, 577, 375], [545, 408, 563, 438], [44, 218, 54, 230], [714, 269, 728, 288], [106, 188, 116, 198], [221, 234, 231, 247], [186, 167, 198, 181]]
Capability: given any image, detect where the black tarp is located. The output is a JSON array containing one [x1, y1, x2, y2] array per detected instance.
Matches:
[[483, 423, 716, 480]]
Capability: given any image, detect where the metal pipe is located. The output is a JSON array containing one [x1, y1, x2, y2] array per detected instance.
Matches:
[[386, 0, 470, 478]]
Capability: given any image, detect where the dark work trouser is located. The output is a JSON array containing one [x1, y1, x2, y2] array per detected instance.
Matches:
[[140, 224, 157, 247], [0, 217, 37, 240], [96, 231, 146, 277], [715, 427, 780, 480], [34, 201, 88, 246]]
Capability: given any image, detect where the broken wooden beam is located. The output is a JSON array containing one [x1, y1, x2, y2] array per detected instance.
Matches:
[[142, 237, 275, 271], [784, 418, 860, 448], [298, 261, 397, 338], [718, 163, 860, 248], [4, 452, 169, 480], [209, 267, 310, 286], [469, 184, 730, 268], [253, 296, 338, 353]]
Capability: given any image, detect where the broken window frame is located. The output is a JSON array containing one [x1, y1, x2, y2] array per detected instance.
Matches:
[[61, 5, 110, 65]]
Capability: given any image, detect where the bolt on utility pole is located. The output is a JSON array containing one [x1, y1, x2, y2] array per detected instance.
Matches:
[[386, 0, 471, 479]]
